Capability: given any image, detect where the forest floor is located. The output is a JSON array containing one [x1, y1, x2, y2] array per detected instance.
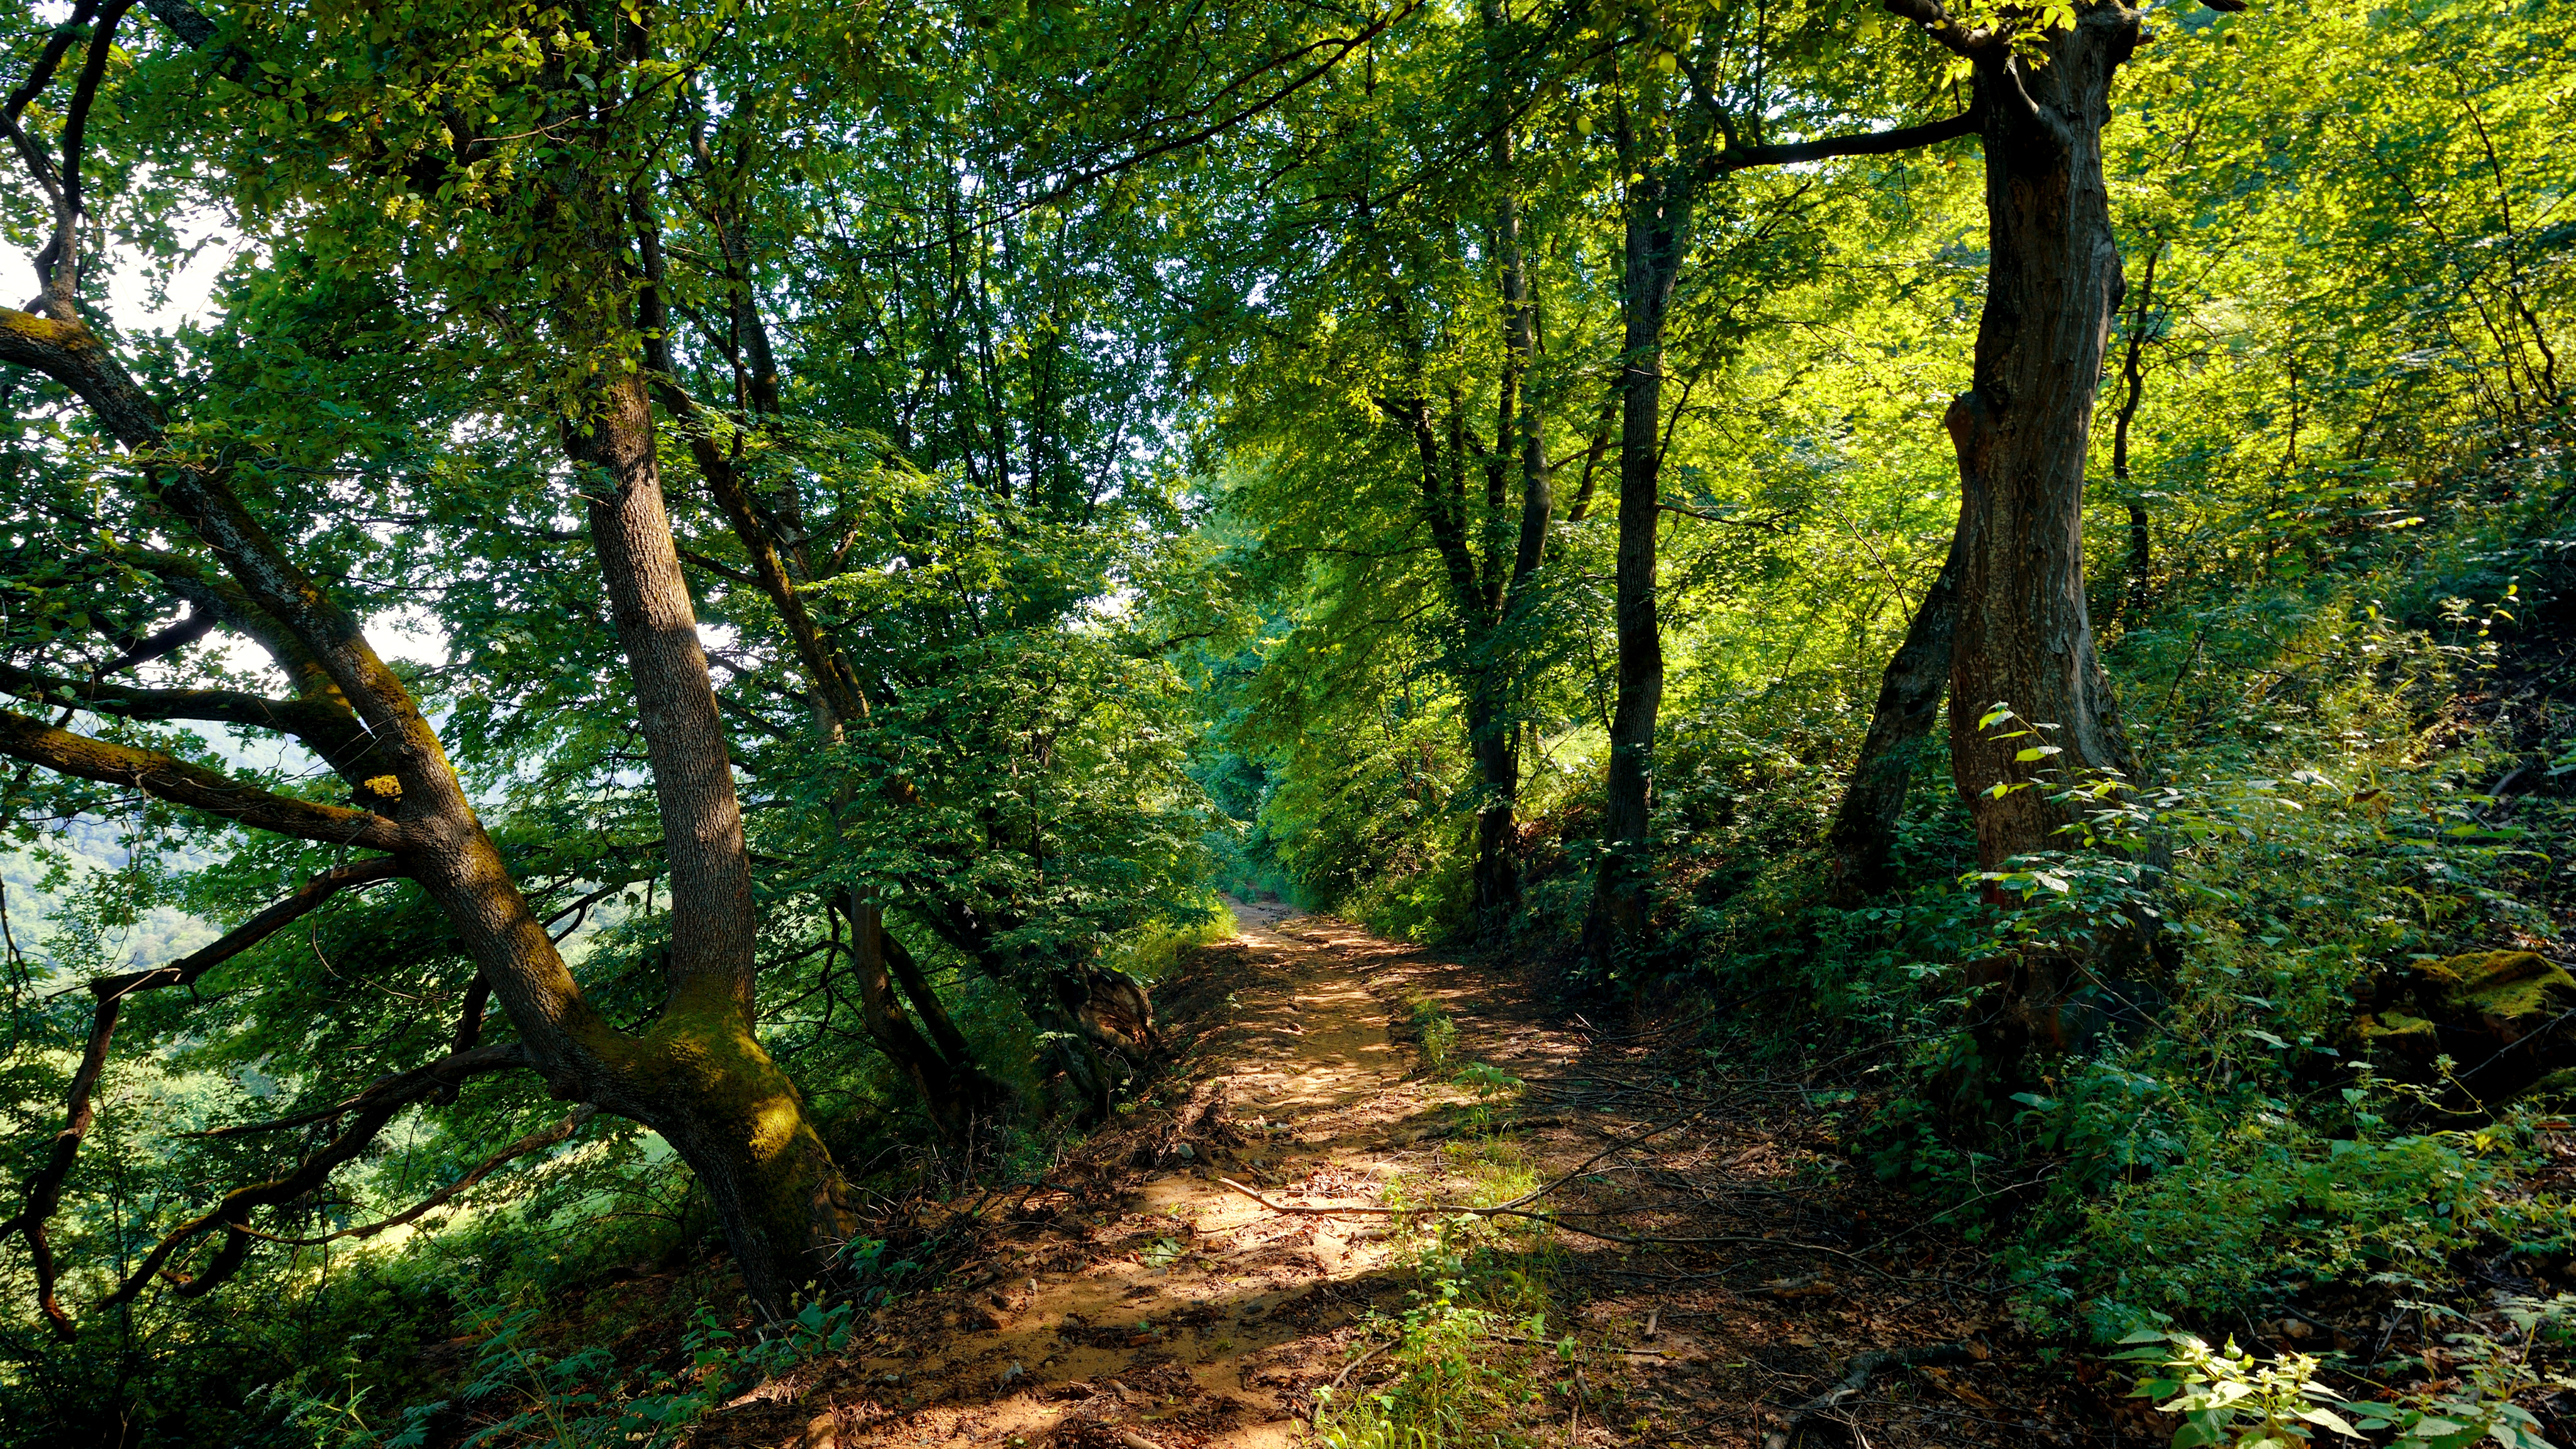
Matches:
[[705, 902, 2159, 1449]]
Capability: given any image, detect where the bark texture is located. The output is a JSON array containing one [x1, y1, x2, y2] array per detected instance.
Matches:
[[1944, 4, 2145, 871], [562, 353, 853, 1316], [568, 372, 760, 1017]]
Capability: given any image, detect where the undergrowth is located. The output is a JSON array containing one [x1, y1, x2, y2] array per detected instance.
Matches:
[[1316, 1058, 1577, 1449]]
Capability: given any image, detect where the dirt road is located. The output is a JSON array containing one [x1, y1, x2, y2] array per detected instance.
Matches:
[[729, 902, 2143, 1448]]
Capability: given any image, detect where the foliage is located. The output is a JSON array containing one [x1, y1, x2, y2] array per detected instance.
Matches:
[[0, 0, 2572, 1438], [2123, 1298, 2576, 1449]]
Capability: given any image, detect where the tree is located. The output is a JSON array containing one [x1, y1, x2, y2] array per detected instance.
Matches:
[[1917, 0, 2162, 876], [0, 0, 1365, 1332], [1574, 0, 1973, 958], [1823, 0, 2247, 901], [0, 0, 858, 1324]]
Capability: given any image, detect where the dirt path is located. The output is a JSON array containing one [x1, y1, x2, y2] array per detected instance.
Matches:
[[735, 904, 2146, 1449]]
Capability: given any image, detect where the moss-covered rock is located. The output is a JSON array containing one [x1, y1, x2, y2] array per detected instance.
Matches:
[[2410, 952, 2576, 1030], [2353, 952, 2576, 1108], [2355, 1008, 2438, 1043]]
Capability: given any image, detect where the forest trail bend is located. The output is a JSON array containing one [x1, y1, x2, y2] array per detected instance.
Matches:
[[727, 904, 2128, 1449]]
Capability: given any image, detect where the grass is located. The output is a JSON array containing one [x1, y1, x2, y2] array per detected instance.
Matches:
[[1319, 1060, 1564, 1449]]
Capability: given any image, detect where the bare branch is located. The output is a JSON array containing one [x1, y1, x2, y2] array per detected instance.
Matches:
[[101, 1043, 533, 1307], [84, 857, 403, 1002], [0, 1000, 118, 1339], [239, 1107, 598, 1246], [187, 1041, 527, 1140]]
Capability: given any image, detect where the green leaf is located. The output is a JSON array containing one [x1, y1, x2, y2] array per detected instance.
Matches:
[[2295, 1406, 2361, 1437]]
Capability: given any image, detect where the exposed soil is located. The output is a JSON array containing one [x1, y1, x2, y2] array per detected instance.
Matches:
[[706, 901, 2155, 1448]]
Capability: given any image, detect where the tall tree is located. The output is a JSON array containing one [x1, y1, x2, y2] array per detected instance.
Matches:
[[1578, 0, 1974, 960], [1901, 0, 2167, 870], [1823, 0, 2245, 901]]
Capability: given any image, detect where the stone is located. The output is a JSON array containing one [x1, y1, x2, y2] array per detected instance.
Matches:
[[2357, 951, 2576, 1106]]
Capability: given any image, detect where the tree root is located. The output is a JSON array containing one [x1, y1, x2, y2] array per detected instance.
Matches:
[[1761, 1341, 1978, 1449]]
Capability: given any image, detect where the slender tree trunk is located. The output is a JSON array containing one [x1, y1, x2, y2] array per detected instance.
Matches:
[[631, 172, 1016, 1144], [1468, 693, 1522, 919], [564, 364, 853, 1316], [1945, 7, 2145, 872], [1824, 522, 1963, 899], [1587, 145, 1689, 962], [2112, 246, 2160, 625], [567, 372, 758, 1012], [1467, 38, 1552, 928]]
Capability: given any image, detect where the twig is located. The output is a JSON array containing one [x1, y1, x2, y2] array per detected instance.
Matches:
[[1312, 1338, 1394, 1423], [1762, 1343, 1978, 1449]]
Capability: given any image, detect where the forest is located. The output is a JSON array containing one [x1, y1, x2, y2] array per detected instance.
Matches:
[[0, 0, 2572, 1444]]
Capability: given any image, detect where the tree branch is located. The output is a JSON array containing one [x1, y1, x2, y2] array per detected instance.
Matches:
[[2, 858, 401, 1338], [0, 659, 381, 770], [0, 1000, 117, 1339], [84, 857, 402, 1002], [0, 709, 408, 848], [36, 1, 128, 311], [187, 1041, 528, 1140], [1716, 104, 1979, 174], [99, 1043, 532, 1309], [238, 1107, 597, 1247], [0, 0, 97, 218], [1883, 0, 1984, 58], [0, 305, 475, 814], [94, 604, 217, 675], [1655, 502, 1787, 531], [136, 0, 215, 47]]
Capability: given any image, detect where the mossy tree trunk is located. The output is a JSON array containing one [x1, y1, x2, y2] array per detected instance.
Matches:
[[562, 360, 858, 1313]]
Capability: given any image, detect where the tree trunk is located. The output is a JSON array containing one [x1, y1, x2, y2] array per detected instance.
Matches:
[[1467, 48, 1552, 928], [1587, 145, 1689, 963], [843, 898, 1010, 1137], [564, 364, 853, 1317], [1824, 522, 1963, 899], [631, 177, 1014, 1146], [1945, 6, 2145, 872], [1937, 4, 2161, 1078], [1468, 692, 1522, 920], [2112, 246, 2160, 626]]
